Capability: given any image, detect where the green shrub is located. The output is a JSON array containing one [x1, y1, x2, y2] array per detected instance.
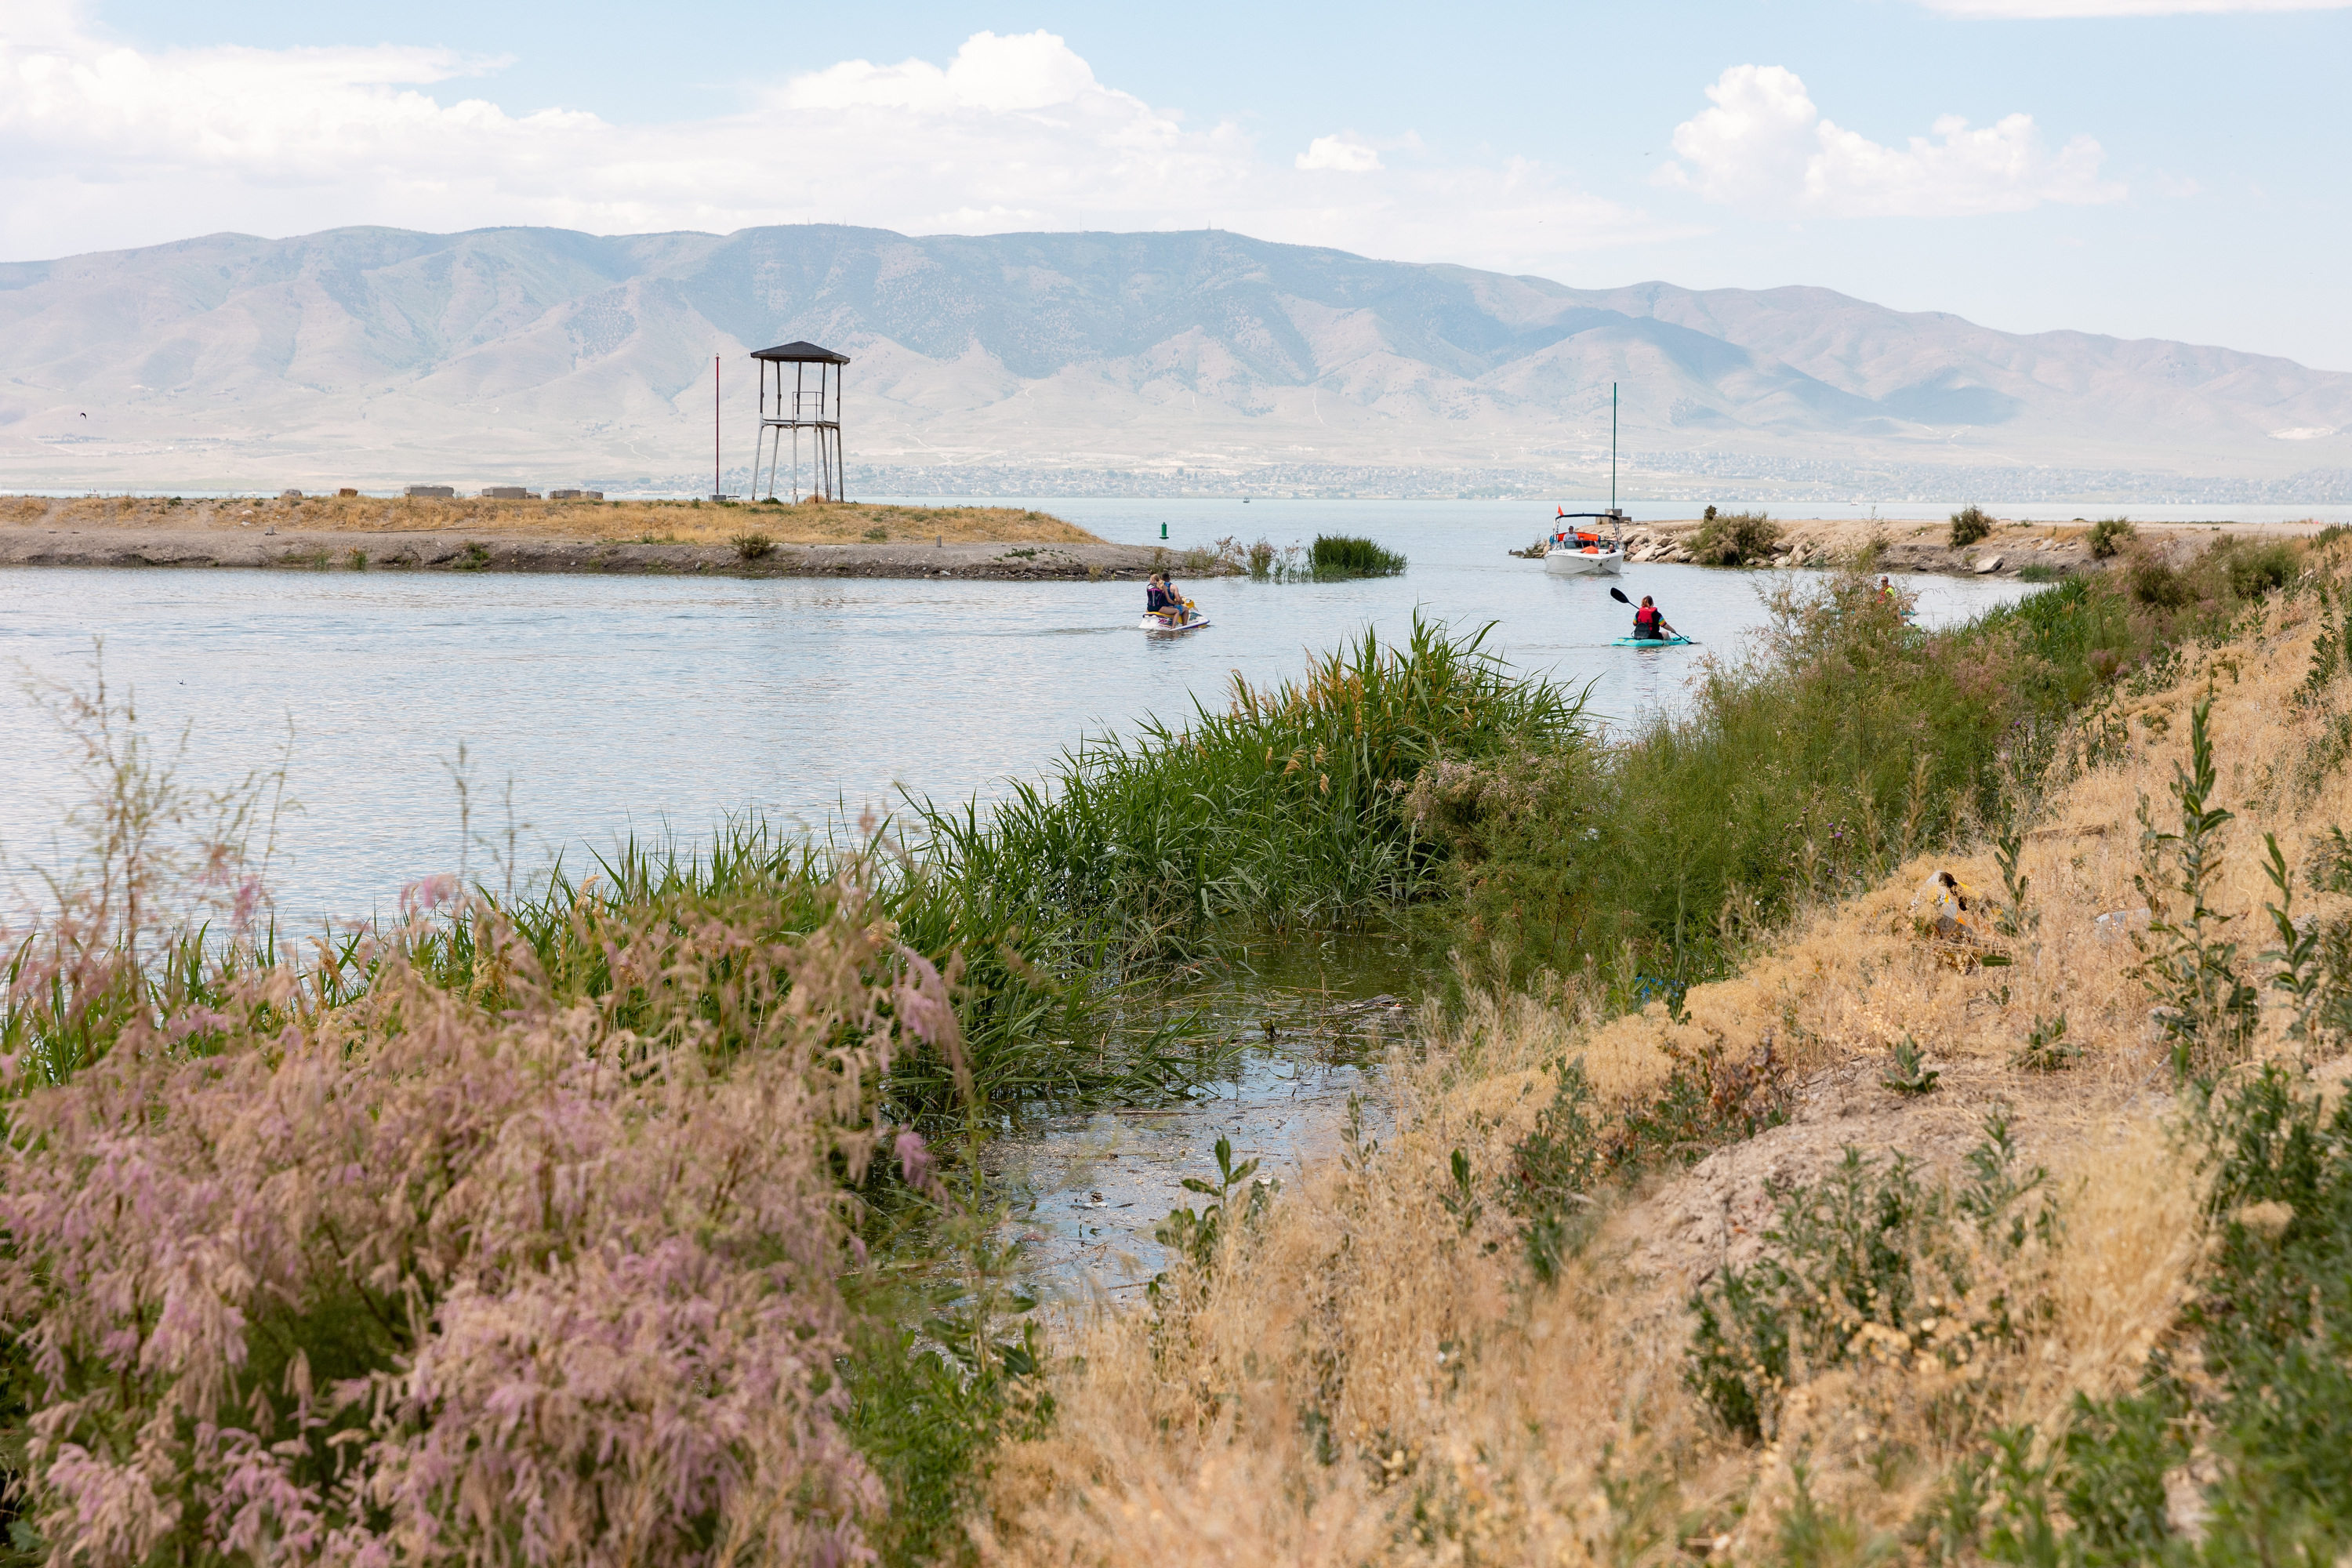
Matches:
[[2216, 536, 2298, 598], [1686, 1112, 2054, 1441], [2087, 516, 2136, 558], [1511, 1038, 1794, 1283], [1693, 510, 1779, 566], [1309, 534, 1407, 577], [2127, 553, 2190, 608], [2132, 691, 2259, 1078], [2040, 1067, 2352, 1564], [1951, 505, 1994, 548], [732, 532, 776, 560]]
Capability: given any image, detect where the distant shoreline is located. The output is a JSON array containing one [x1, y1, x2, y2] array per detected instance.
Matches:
[[0, 492, 1228, 579], [0, 528, 1201, 580]]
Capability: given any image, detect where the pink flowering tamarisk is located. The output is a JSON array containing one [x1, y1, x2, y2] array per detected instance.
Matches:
[[0, 859, 935, 1566]]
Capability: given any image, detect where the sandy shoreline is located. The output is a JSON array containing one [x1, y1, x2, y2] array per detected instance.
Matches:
[[0, 527, 1196, 580], [1614, 514, 2333, 577], [0, 492, 1219, 579], [5, 496, 2330, 579]]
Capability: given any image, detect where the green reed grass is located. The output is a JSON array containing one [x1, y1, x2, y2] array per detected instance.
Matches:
[[1308, 534, 1408, 578], [918, 614, 1581, 966]]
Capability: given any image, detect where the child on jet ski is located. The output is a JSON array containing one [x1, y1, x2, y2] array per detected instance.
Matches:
[[1145, 572, 1194, 624]]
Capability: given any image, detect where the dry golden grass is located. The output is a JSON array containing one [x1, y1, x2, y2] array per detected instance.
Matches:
[[981, 558, 2352, 1564], [0, 493, 1101, 545]]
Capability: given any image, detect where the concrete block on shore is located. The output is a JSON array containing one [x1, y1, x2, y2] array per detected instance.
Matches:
[[546, 488, 604, 501], [406, 485, 455, 499], [338, 488, 358, 498], [481, 487, 536, 500]]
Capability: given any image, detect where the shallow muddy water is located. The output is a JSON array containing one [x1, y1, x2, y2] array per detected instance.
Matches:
[[988, 930, 1421, 1292]]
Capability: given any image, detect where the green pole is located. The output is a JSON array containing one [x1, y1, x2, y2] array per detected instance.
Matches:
[[1610, 381, 1618, 514]]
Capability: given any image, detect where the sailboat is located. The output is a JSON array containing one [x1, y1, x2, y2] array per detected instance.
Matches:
[[1537, 380, 1628, 576], [1542, 510, 1627, 575]]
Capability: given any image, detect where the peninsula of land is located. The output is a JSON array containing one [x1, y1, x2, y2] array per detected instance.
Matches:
[[0, 494, 1194, 579]]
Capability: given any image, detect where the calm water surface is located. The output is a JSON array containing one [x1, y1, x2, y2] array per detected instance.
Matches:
[[2, 499, 2034, 922]]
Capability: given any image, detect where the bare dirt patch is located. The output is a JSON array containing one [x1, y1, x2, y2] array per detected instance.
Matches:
[[0, 493, 1099, 546]]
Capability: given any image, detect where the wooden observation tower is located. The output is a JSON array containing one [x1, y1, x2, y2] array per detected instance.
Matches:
[[750, 339, 850, 503]]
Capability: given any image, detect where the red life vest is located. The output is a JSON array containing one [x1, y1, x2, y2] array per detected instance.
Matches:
[[1634, 605, 1663, 634]]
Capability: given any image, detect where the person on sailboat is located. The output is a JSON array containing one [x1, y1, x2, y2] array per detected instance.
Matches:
[[1631, 594, 1679, 642]]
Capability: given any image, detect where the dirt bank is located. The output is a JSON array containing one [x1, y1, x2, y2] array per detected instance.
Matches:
[[1611, 513, 2335, 577], [0, 492, 1099, 546], [0, 526, 1205, 580]]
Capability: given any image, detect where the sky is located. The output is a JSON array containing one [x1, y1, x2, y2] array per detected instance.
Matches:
[[4, 0, 2349, 369]]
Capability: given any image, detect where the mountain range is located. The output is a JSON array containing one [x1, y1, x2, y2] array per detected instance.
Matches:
[[2, 223, 2347, 501]]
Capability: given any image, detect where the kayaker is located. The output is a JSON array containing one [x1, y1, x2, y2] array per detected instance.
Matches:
[[1632, 594, 1677, 641]]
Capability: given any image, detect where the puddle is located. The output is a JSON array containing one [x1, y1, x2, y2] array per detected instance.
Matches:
[[988, 933, 1425, 1297]]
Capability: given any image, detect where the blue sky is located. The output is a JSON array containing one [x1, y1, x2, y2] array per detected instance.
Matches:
[[6, 0, 2348, 368]]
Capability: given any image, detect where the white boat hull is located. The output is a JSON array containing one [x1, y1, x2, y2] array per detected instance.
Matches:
[[1543, 547, 1624, 576], [1140, 612, 1210, 632]]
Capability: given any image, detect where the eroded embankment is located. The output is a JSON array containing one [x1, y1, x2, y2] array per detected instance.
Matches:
[[978, 554, 2352, 1563]]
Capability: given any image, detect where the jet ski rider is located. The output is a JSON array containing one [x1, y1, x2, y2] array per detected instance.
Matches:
[[1632, 594, 1679, 641], [1145, 571, 1191, 624]]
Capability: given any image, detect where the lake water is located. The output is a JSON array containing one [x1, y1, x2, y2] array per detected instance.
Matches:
[[1, 499, 2035, 924]]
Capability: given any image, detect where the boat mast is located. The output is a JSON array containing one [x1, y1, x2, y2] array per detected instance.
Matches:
[[1610, 381, 1618, 515]]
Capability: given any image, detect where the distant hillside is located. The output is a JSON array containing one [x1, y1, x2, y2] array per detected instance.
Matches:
[[2, 224, 2347, 499]]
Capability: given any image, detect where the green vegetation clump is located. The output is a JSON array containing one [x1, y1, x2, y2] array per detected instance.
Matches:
[[1511, 1036, 1794, 1283], [1410, 574, 2167, 989], [927, 616, 1575, 967], [2220, 536, 2298, 598], [1686, 1113, 2053, 1441], [1907, 1065, 2352, 1566], [1951, 504, 1994, 548], [2087, 515, 2136, 557], [731, 531, 776, 560], [1309, 534, 1407, 577], [1693, 509, 1780, 566]]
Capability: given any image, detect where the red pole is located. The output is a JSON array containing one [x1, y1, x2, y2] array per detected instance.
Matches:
[[713, 355, 720, 500]]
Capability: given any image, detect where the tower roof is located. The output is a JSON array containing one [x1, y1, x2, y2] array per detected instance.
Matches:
[[750, 340, 850, 365]]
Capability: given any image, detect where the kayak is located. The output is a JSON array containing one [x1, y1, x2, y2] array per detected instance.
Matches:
[[1140, 613, 1210, 632], [1610, 634, 1692, 648]]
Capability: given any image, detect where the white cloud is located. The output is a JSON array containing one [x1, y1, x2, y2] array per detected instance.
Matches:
[[1922, 0, 2346, 16], [0, 13, 1682, 272], [1297, 134, 1382, 172], [1655, 65, 2123, 217]]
